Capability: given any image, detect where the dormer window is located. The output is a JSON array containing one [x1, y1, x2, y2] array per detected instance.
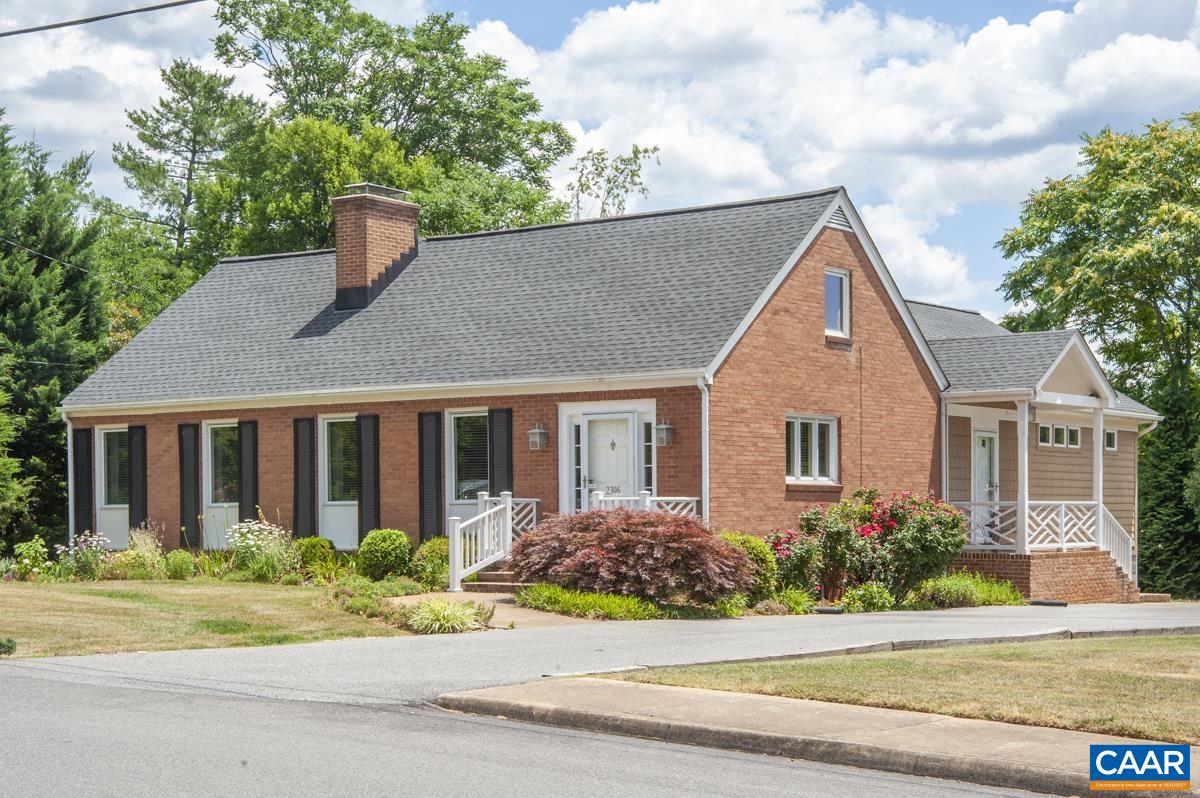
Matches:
[[824, 268, 850, 338]]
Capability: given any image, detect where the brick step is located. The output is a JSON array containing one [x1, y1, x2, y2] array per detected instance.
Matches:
[[478, 569, 516, 580], [463, 581, 532, 593], [1137, 592, 1172, 603]]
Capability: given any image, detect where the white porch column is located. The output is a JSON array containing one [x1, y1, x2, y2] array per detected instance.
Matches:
[[1016, 400, 1030, 555], [1093, 408, 1104, 541]]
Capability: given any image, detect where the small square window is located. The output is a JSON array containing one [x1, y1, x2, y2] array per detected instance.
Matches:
[[824, 269, 849, 337], [786, 415, 838, 483], [1037, 425, 1051, 446], [1105, 429, 1118, 451], [1052, 425, 1067, 447], [1067, 427, 1080, 448]]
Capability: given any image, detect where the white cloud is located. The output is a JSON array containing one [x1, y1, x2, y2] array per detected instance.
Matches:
[[465, 0, 1200, 312]]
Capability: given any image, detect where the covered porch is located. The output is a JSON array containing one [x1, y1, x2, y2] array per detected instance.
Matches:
[[936, 332, 1159, 595]]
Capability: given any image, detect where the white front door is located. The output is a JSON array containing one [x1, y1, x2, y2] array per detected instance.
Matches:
[[95, 427, 130, 549], [319, 417, 359, 550], [202, 422, 240, 549], [581, 413, 636, 508], [971, 430, 999, 542]]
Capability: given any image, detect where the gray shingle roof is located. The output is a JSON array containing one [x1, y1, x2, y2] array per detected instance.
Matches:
[[904, 300, 1010, 340], [65, 189, 839, 407], [928, 330, 1079, 393]]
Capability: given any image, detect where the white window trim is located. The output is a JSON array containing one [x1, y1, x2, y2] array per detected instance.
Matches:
[[824, 267, 851, 337], [1037, 424, 1052, 447], [786, 414, 839, 484], [445, 408, 489, 505], [202, 419, 239, 508], [1105, 429, 1118, 452], [95, 424, 130, 510], [1066, 426, 1081, 449], [1051, 424, 1068, 448], [318, 414, 359, 507]]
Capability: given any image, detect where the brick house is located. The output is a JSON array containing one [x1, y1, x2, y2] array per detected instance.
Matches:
[[61, 184, 1159, 601]]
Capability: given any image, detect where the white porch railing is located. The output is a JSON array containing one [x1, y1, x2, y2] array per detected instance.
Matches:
[[953, 500, 1136, 581], [449, 491, 512, 592], [591, 490, 700, 517], [480, 492, 538, 535]]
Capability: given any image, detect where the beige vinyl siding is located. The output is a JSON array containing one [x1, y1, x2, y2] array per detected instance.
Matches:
[[945, 417, 1138, 538]]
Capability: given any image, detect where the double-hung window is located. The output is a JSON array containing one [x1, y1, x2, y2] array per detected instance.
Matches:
[[786, 416, 838, 483], [102, 429, 130, 506], [208, 424, 239, 505], [452, 413, 489, 501], [824, 269, 850, 337], [325, 419, 359, 503]]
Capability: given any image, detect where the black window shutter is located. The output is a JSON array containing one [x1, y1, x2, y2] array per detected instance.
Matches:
[[128, 425, 148, 528], [488, 408, 513, 494], [178, 424, 201, 548], [237, 420, 258, 522], [418, 412, 442, 541], [293, 418, 317, 537], [356, 414, 380, 542], [72, 428, 93, 535]]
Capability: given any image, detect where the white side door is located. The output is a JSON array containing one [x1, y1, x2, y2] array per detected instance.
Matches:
[[971, 430, 999, 542], [319, 416, 359, 550], [580, 413, 636, 508], [202, 422, 240, 549], [95, 427, 130, 549]]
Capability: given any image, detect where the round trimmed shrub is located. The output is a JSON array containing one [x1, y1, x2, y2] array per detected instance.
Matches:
[[165, 550, 195, 580], [410, 537, 450, 589], [719, 532, 777, 604], [357, 529, 413, 581], [0, 637, 16, 656], [511, 509, 754, 605], [296, 536, 335, 571]]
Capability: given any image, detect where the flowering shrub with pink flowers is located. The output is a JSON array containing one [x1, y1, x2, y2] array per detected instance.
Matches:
[[769, 488, 967, 601]]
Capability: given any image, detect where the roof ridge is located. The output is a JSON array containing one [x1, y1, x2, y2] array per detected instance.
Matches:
[[423, 186, 844, 242], [932, 328, 1077, 343], [218, 248, 335, 265], [906, 298, 982, 315]]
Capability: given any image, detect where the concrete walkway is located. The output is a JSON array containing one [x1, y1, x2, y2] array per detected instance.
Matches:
[[437, 677, 1200, 797]]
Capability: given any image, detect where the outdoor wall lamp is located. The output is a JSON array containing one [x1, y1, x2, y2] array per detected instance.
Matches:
[[528, 423, 548, 450], [655, 420, 674, 446]]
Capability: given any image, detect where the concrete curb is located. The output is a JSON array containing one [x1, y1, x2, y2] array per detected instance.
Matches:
[[434, 691, 1087, 796]]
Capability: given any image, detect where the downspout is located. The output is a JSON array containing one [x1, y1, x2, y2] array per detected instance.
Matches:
[[62, 409, 74, 549], [939, 397, 949, 499], [698, 376, 711, 522]]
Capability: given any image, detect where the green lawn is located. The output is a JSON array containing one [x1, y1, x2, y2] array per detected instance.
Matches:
[[0, 580, 406, 658], [613, 635, 1200, 744]]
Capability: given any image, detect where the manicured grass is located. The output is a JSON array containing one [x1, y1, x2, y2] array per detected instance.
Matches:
[[613, 634, 1200, 744], [0, 579, 407, 658]]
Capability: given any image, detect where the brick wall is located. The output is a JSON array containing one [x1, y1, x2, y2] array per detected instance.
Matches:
[[707, 226, 942, 532], [953, 549, 1139, 603], [69, 385, 700, 549]]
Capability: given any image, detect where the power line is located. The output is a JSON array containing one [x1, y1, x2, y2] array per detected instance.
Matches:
[[0, 236, 173, 302], [0, 0, 208, 39]]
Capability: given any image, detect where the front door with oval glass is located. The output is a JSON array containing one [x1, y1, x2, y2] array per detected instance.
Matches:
[[581, 413, 635, 507]]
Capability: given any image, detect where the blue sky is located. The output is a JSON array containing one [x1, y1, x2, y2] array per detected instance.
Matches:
[[4, 0, 1200, 318]]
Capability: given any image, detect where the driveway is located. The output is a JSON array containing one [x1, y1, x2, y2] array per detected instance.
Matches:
[[3, 602, 1195, 705]]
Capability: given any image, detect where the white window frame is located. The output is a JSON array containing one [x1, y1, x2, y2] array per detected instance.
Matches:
[[1105, 429, 1118, 451], [446, 408, 490, 504], [1052, 424, 1067, 448], [202, 420, 239, 508], [786, 415, 839, 484], [1037, 424, 1052, 446], [95, 424, 130, 510], [1066, 426, 1081, 448], [318, 414, 359, 508], [824, 267, 850, 338]]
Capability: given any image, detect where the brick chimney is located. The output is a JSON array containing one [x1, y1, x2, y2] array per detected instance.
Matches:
[[331, 183, 420, 310]]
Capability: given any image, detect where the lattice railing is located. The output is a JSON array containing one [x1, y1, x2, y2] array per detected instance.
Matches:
[[592, 490, 699, 517], [1028, 501, 1098, 549], [953, 501, 1018, 548], [482, 493, 539, 535]]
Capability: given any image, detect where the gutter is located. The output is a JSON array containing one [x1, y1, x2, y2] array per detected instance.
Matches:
[[698, 376, 711, 522]]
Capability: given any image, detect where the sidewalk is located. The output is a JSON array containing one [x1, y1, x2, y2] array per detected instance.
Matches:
[[436, 677, 1200, 797]]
